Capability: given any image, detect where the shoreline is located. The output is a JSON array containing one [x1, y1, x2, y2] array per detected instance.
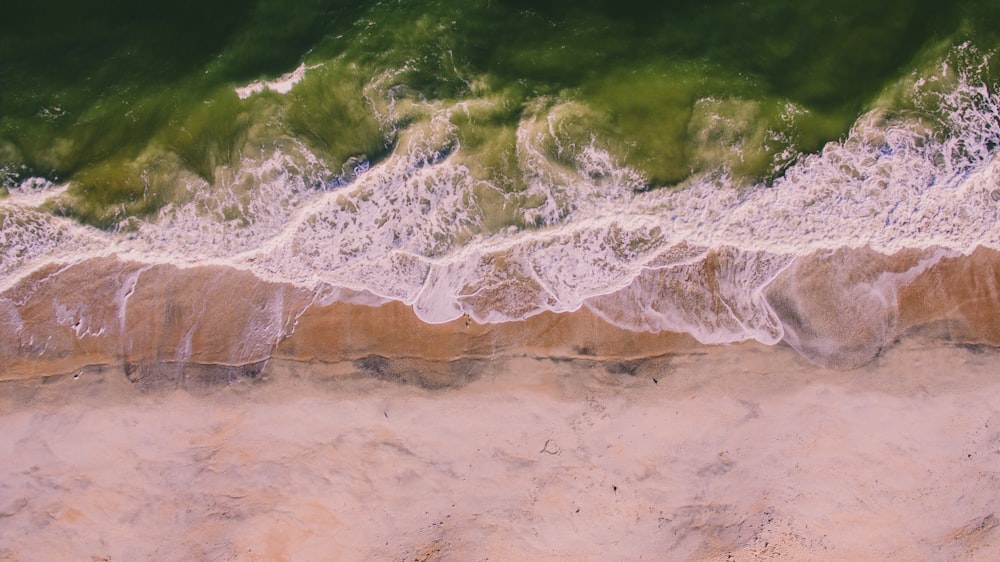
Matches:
[[2, 245, 1000, 381]]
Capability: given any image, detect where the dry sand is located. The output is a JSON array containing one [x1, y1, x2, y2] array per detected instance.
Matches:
[[2, 339, 998, 561]]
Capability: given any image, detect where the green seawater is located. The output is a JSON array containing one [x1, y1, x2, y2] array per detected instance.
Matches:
[[1, 0, 998, 228]]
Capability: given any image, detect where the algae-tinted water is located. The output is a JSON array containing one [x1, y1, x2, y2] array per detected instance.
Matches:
[[3, 0, 997, 226]]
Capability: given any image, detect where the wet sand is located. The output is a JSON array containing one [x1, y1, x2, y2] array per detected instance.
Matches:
[[4, 246, 1000, 382], [2, 339, 998, 561]]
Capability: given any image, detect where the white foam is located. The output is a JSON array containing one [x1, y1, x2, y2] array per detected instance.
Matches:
[[3, 177, 68, 207], [235, 63, 317, 100], [0, 207, 111, 294]]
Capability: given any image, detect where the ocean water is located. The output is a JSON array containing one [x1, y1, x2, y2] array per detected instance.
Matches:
[[2, 1, 1000, 345]]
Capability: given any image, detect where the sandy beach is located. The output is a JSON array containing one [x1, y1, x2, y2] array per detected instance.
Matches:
[[2, 338, 999, 561], [4, 2, 1000, 559]]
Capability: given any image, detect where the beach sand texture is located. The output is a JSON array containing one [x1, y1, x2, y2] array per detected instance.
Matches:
[[1, 342, 998, 560]]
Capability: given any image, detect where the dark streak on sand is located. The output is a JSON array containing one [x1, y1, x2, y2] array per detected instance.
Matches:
[[122, 360, 267, 393]]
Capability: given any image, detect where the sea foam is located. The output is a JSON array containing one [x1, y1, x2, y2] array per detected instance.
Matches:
[[235, 63, 317, 99]]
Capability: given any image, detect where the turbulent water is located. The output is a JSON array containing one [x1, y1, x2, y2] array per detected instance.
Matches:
[[2, 1, 1000, 345]]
